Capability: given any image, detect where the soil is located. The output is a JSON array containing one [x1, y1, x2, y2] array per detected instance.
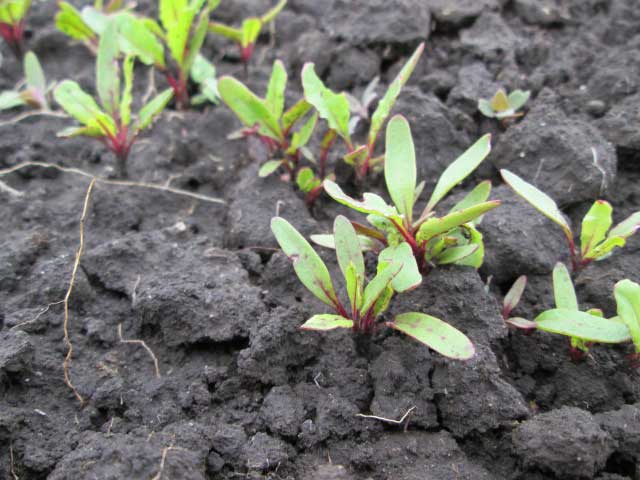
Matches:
[[1, 0, 639, 479]]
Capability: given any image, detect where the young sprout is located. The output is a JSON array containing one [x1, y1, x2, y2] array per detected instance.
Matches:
[[0, 0, 30, 59], [271, 215, 474, 359], [301, 43, 424, 178], [219, 60, 329, 202], [209, 0, 286, 68], [54, 21, 173, 176], [345, 75, 379, 133], [117, 0, 217, 109], [0, 51, 50, 111], [478, 88, 530, 122], [534, 263, 632, 360], [315, 115, 498, 274], [501, 275, 537, 330], [501, 169, 640, 272], [614, 279, 640, 364]]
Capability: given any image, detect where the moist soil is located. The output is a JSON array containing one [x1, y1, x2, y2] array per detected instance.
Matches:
[[1, 1, 640, 479]]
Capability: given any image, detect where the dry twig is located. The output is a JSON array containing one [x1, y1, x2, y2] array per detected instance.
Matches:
[[356, 406, 417, 431], [117, 323, 161, 378]]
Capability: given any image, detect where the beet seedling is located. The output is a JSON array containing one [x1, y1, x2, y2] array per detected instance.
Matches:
[[0, 0, 30, 59], [219, 60, 331, 201], [316, 115, 498, 274], [302, 43, 424, 178], [614, 279, 640, 364], [501, 169, 640, 272], [54, 21, 173, 176], [271, 215, 474, 359], [478, 88, 530, 121], [0, 51, 50, 111], [209, 0, 286, 67], [501, 275, 537, 330]]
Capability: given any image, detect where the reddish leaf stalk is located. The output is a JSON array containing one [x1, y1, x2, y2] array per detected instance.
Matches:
[[0, 19, 26, 59], [319, 134, 337, 180], [165, 72, 189, 110]]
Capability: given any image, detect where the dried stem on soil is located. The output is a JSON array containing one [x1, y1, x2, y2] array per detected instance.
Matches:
[[10, 441, 19, 480], [117, 323, 161, 378], [0, 162, 225, 205], [0, 180, 24, 197], [0, 110, 68, 128], [356, 406, 416, 432], [63, 178, 96, 406], [151, 445, 185, 480]]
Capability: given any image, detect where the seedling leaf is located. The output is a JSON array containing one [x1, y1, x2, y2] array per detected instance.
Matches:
[[580, 200, 612, 257], [334, 215, 365, 281], [503, 275, 527, 318], [282, 98, 312, 132], [258, 159, 283, 177], [385, 115, 416, 223], [54, 80, 115, 135], [265, 60, 287, 119], [301, 314, 353, 331], [271, 217, 339, 308], [260, 0, 286, 24], [323, 180, 399, 218], [24, 51, 46, 107], [360, 262, 402, 315], [508, 90, 530, 111], [136, 88, 173, 130], [609, 211, 640, 239], [416, 201, 500, 243], [389, 312, 475, 360], [96, 20, 120, 115], [425, 134, 491, 213], [435, 244, 478, 264], [614, 279, 640, 353], [118, 16, 166, 67], [379, 242, 421, 292], [120, 54, 134, 126], [449, 181, 492, 215], [552, 262, 578, 310], [535, 309, 631, 343]]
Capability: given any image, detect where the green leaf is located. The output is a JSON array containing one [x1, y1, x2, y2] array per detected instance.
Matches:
[[506, 317, 537, 330], [552, 263, 578, 310], [241, 17, 261, 47], [56, 125, 104, 137], [310, 233, 381, 252], [53, 80, 115, 135], [81, 6, 111, 35], [369, 42, 423, 147], [190, 53, 219, 105], [508, 89, 530, 111], [301, 63, 351, 143], [378, 242, 421, 293], [344, 262, 362, 314], [120, 54, 134, 126], [166, 4, 196, 66], [218, 76, 283, 141], [118, 16, 166, 67], [208, 22, 243, 42], [334, 215, 365, 282], [96, 20, 120, 115], [323, 180, 399, 219], [372, 285, 394, 317], [500, 169, 573, 242], [288, 112, 318, 153], [614, 279, 640, 353], [135, 88, 173, 131], [55, 2, 95, 41], [416, 201, 500, 243], [360, 262, 402, 316], [449, 180, 492, 215], [435, 244, 478, 265], [260, 0, 286, 23], [282, 98, 312, 132], [300, 314, 353, 331], [609, 211, 640, 239], [23, 51, 46, 100], [490, 89, 509, 112], [424, 134, 492, 214], [343, 144, 368, 167], [586, 236, 626, 261], [271, 217, 340, 309], [535, 308, 631, 344], [477, 98, 495, 118], [182, 7, 210, 75], [388, 312, 475, 360], [0, 90, 26, 110], [384, 115, 416, 223], [265, 60, 287, 119], [504, 275, 527, 317], [580, 200, 613, 257], [296, 167, 320, 193], [453, 224, 484, 268], [258, 160, 283, 177]]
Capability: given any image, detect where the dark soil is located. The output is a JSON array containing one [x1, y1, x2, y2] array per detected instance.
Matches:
[[1, 0, 640, 479]]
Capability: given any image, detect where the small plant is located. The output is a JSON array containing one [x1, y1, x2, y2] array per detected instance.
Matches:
[[54, 21, 173, 176], [0, 0, 30, 59], [501, 275, 536, 330], [219, 59, 331, 202], [209, 0, 286, 67], [345, 75, 379, 134], [478, 88, 530, 121], [302, 43, 424, 178], [315, 115, 498, 274], [614, 279, 640, 364], [271, 215, 474, 359], [0, 51, 50, 111], [117, 0, 217, 109], [501, 169, 640, 272]]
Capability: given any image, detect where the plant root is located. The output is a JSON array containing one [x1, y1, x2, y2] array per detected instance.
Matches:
[[117, 323, 161, 379], [356, 406, 417, 432], [151, 444, 186, 480], [0, 180, 23, 197], [0, 161, 225, 204], [62, 178, 96, 406]]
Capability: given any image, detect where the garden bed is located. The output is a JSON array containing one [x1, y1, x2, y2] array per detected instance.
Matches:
[[1, 0, 639, 479]]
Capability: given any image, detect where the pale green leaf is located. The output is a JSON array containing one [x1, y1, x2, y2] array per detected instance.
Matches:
[[378, 242, 421, 292], [425, 134, 492, 213], [323, 179, 399, 219], [296, 167, 320, 193], [477, 98, 495, 118], [120, 54, 134, 126], [288, 112, 317, 153], [258, 159, 283, 177], [96, 20, 120, 114], [360, 262, 402, 316], [282, 98, 311, 132], [580, 200, 612, 257], [301, 314, 353, 331], [609, 211, 640, 239], [241, 17, 261, 47], [416, 201, 500, 243], [260, 0, 286, 24], [53, 80, 115, 135], [501, 169, 573, 242], [435, 244, 478, 264], [118, 16, 166, 67], [55, 2, 95, 40], [271, 217, 340, 309], [208, 21, 243, 42], [218, 76, 283, 141], [369, 42, 423, 147], [334, 215, 365, 282], [449, 180, 492, 215], [135, 88, 173, 131], [552, 262, 578, 310], [503, 275, 527, 317], [535, 308, 631, 343], [586, 236, 626, 261], [384, 115, 416, 223], [453, 224, 484, 268], [23, 51, 46, 101], [56, 125, 104, 137], [389, 312, 475, 359], [507, 89, 530, 111], [0, 90, 26, 110], [265, 60, 287, 119], [310, 234, 380, 252], [182, 7, 210, 75], [614, 279, 640, 353], [491, 89, 509, 112]]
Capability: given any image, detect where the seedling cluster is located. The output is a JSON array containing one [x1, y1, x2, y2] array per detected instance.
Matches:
[[2, 0, 638, 366]]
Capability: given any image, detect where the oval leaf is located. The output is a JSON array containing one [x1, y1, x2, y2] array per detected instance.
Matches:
[[535, 308, 631, 343], [580, 200, 612, 257], [323, 180, 398, 219], [385, 115, 416, 223], [301, 314, 353, 331], [552, 262, 578, 310], [614, 279, 640, 352]]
